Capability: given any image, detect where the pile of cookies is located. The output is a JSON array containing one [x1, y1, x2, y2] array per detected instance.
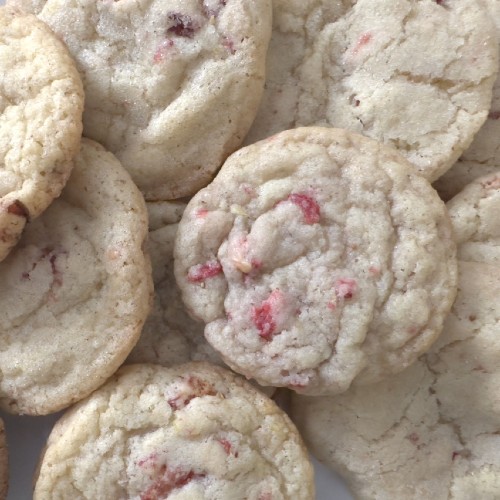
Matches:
[[0, 0, 499, 498]]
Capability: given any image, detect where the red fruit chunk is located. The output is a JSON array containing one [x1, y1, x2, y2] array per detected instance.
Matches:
[[335, 278, 357, 300], [167, 13, 199, 38], [287, 193, 320, 224], [187, 260, 222, 283], [140, 465, 202, 500]]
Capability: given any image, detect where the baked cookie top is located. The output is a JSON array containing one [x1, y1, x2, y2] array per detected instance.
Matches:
[[433, 0, 500, 201], [244, 0, 498, 182], [0, 139, 153, 415], [33, 362, 314, 499], [291, 260, 500, 500], [174, 127, 457, 395], [127, 201, 221, 367], [447, 171, 500, 266], [0, 6, 83, 261], [39, 0, 272, 200]]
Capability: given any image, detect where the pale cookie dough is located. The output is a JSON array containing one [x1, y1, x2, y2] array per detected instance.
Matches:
[[0, 138, 153, 415], [174, 127, 457, 395], [39, 0, 272, 200], [127, 201, 221, 367], [291, 261, 500, 500], [244, 0, 498, 182], [33, 362, 315, 500], [434, 0, 500, 200], [447, 171, 500, 266], [0, 419, 7, 499], [5, 0, 46, 14], [0, 6, 83, 262]]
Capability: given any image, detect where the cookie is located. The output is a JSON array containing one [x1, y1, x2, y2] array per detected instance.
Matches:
[[244, 0, 498, 182], [33, 362, 315, 499], [447, 171, 500, 266], [291, 260, 500, 500], [0, 419, 7, 499], [39, 0, 272, 200], [0, 6, 84, 261], [174, 127, 457, 395], [433, 0, 500, 201], [0, 138, 153, 415], [5, 0, 46, 14], [127, 201, 222, 367]]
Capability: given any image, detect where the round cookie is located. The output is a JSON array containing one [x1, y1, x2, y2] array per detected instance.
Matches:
[[447, 171, 500, 266], [0, 6, 84, 262], [33, 362, 315, 499], [127, 201, 221, 367], [244, 0, 498, 182], [291, 260, 500, 500], [39, 0, 272, 200], [0, 419, 7, 499], [0, 138, 153, 415], [433, 0, 500, 201], [174, 127, 457, 395]]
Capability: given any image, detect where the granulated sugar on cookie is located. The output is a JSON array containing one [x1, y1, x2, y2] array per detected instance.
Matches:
[[39, 0, 272, 200], [126, 201, 222, 367], [291, 261, 500, 500], [434, 0, 500, 201], [174, 127, 457, 395], [447, 171, 500, 266], [33, 363, 314, 500], [0, 139, 153, 415], [245, 0, 498, 182], [0, 6, 83, 262]]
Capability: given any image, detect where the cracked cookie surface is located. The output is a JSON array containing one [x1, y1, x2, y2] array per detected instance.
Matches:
[[39, 0, 272, 200], [244, 0, 498, 182], [291, 260, 500, 499], [0, 6, 83, 262], [434, 0, 500, 200], [33, 362, 314, 500], [174, 127, 457, 395], [0, 139, 153, 415]]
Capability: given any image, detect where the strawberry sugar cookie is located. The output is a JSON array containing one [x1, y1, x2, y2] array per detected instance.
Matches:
[[291, 261, 500, 500], [0, 139, 153, 415], [174, 127, 457, 395], [33, 363, 314, 499], [39, 0, 272, 200], [245, 0, 498, 182], [0, 6, 83, 261]]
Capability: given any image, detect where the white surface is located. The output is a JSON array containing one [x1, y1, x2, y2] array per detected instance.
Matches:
[[1, 409, 353, 499]]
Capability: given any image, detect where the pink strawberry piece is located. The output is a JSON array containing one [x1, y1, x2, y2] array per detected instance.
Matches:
[[252, 289, 287, 341], [287, 193, 320, 224], [167, 13, 199, 38], [6, 199, 29, 219], [335, 278, 357, 299], [217, 438, 238, 457], [352, 32, 372, 55], [167, 375, 217, 410], [140, 465, 203, 500], [187, 260, 222, 283], [488, 110, 500, 120], [153, 39, 174, 64], [195, 208, 209, 218]]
